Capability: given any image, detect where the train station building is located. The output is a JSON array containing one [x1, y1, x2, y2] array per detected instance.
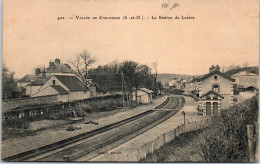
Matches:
[[198, 65, 235, 116]]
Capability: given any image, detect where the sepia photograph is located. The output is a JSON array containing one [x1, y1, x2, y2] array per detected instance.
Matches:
[[2, 0, 259, 162]]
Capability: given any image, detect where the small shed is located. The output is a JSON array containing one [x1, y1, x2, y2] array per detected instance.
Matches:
[[133, 88, 153, 104]]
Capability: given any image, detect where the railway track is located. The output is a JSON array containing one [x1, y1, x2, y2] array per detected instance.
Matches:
[[3, 96, 185, 162]]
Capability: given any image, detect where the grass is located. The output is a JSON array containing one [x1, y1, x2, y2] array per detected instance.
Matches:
[[141, 129, 206, 162]]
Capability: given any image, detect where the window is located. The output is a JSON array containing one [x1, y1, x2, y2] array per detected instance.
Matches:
[[53, 80, 56, 85], [214, 76, 217, 80], [212, 85, 219, 93]]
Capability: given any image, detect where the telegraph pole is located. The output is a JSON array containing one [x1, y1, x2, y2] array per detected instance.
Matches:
[[121, 72, 125, 108]]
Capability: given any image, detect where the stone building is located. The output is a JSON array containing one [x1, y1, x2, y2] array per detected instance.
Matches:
[[32, 74, 96, 102], [18, 58, 75, 96], [198, 65, 235, 116], [231, 71, 259, 93]]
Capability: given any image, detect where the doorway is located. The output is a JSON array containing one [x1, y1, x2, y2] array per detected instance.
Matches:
[[206, 102, 211, 115], [213, 102, 218, 115]]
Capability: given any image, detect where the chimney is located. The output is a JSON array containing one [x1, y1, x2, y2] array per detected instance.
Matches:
[[209, 65, 220, 73], [55, 58, 60, 64], [41, 65, 46, 78], [35, 68, 41, 77], [49, 61, 54, 68], [209, 65, 215, 73], [215, 65, 220, 71]]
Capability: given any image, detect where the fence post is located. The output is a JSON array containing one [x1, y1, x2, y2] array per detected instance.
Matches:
[[247, 124, 258, 162], [255, 121, 259, 162]]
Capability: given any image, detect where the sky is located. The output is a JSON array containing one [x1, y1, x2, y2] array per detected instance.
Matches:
[[3, 0, 259, 78]]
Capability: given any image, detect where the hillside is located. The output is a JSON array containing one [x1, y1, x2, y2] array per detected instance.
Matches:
[[225, 66, 259, 75]]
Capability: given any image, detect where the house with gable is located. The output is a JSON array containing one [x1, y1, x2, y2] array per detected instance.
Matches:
[[25, 77, 50, 96], [198, 65, 235, 116], [18, 58, 75, 96], [32, 74, 94, 102], [17, 75, 40, 88]]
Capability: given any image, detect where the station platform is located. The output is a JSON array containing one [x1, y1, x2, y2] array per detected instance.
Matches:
[[89, 97, 207, 162]]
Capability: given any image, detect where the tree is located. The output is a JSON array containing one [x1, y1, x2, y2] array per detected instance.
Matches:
[[87, 60, 153, 108], [2, 62, 18, 100], [87, 61, 121, 92], [119, 61, 138, 108], [70, 50, 96, 79], [119, 61, 153, 108]]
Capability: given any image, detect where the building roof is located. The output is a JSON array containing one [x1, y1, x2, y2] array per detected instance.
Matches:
[[54, 75, 85, 91], [200, 90, 224, 99], [169, 80, 177, 85], [139, 88, 153, 93], [200, 70, 235, 82], [50, 85, 69, 95], [183, 78, 193, 83], [18, 75, 37, 83], [28, 77, 50, 86], [191, 77, 201, 82], [232, 71, 258, 76], [246, 86, 258, 89], [238, 84, 259, 89], [46, 62, 74, 74]]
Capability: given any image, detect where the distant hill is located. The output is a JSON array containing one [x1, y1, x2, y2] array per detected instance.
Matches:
[[156, 73, 200, 83]]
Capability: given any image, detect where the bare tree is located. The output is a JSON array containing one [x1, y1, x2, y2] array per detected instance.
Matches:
[[70, 50, 96, 79], [80, 50, 96, 78], [70, 55, 84, 79], [151, 62, 158, 78]]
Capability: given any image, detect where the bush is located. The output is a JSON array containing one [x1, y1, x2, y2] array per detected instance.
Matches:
[[79, 97, 123, 113], [199, 96, 258, 162], [4, 118, 30, 129]]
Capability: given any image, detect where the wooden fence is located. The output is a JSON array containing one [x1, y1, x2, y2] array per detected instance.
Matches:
[[247, 121, 259, 162], [109, 118, 212, 161], [2, 94, 122, 123]]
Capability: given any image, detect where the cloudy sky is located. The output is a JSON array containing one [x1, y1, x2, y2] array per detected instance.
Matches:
[[3, 0, 259, 78]]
